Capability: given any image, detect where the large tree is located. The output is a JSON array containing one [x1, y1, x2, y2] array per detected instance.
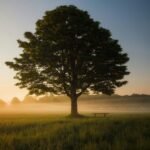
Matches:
[[6, 5, 129, 117]]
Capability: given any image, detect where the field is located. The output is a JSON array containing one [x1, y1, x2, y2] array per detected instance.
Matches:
[[0, 113, 150, 150], [0, 96, 150, 149]]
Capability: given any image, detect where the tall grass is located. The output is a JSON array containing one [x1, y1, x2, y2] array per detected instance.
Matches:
[[0, 114, 149, 150]]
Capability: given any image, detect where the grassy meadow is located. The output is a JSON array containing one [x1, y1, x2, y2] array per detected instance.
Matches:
[[0, 96, 150, 149], [0, 113, 150, 150]]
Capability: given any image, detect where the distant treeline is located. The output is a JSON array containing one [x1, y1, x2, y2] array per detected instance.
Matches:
[[0, 94, 150, 106]]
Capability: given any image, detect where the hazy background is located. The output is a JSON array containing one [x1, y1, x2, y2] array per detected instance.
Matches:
[[0, 0, 150, 101], [0, 95, 149, 114]]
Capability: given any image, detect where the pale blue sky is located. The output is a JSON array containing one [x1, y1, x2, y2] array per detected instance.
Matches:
[[0, 0, 150, 101]]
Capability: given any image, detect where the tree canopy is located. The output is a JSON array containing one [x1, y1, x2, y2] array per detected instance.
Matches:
[[11, 97, 21, 104], [6, 5, 129, 116]]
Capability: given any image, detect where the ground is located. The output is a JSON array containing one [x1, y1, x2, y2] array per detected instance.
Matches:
[[0, 113, 149, 150]]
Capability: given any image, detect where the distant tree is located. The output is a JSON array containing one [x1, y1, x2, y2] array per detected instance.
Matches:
[[0, 99, 6, 106], [11, 97, 21, 104], [6, 5, 129, 117], [38, 95, 52, 103], [23, 95, 37, 103]]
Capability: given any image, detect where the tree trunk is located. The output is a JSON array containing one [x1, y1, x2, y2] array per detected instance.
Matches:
[[70, 96, 78, 117]]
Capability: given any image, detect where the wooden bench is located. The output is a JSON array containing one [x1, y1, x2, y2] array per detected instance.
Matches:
[[93, 113, 109, 117]]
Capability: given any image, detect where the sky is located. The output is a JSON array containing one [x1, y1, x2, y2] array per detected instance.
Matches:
[[0, 0, 150, 101]]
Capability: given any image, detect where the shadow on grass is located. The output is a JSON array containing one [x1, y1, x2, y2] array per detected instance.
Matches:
[[66, 113, 87, 119]]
